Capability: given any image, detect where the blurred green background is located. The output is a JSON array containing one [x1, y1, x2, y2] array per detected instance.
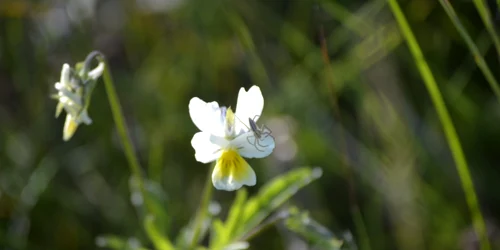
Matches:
[[2, 0, 500, 249]]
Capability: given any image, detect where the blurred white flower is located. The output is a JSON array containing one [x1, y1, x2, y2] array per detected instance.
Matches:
[[54, 62, 104, 141], [189, 86, 275, 191]]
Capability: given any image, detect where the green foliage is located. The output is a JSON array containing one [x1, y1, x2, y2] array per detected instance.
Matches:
[[388, 0, 490, 249], [284, 207, 343, 250], [144, 215, 174, 250], [95, 235, 150, 250], [3, 1, 500, 249], [235, 167, 323, 240], [94, 167, 325, 250], [210, 167, 323, 249]]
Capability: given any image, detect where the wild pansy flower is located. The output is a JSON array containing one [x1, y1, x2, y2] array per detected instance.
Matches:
[[53, 61, 104, 141], [189, 86, 275, 191]]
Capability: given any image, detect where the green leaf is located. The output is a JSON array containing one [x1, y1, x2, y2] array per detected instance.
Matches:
[[284, 207, 343, 250], [223, 189, 248, 239], [235, 167, 323, 239], [95, 235, 149, 250], [175, 201, 221, 248], [144, 180, 171, 235], [210, 189, 248, 248], [144, 215, 174, 250], [209, 219, 226, 249]]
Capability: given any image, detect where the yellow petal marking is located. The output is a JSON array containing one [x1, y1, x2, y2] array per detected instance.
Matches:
[[63, 114, 79, 141], [212, 149, 256, 191]]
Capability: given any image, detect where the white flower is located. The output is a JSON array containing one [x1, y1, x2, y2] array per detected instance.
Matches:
[[189, 86, 275, 191], [54, 63, 94, 141]]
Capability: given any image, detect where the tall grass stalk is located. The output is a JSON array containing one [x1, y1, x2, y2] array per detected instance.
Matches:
[[439, 0, 500, 103], [471, 0, 500, 59], [386, 1, 490, 250]]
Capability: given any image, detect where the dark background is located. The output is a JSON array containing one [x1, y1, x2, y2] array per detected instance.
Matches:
[[1, 0, 500, 249]]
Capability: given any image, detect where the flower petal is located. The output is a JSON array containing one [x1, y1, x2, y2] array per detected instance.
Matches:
[[63, 114, 79, 141], [191, 132, 224, 163], [55, 102, 64, 118], [60, 64, 71, 85], [210, 135, 230, 148], [88, 62, 105, 80], [232, 130, 275, 159], [235, 86, 264, 134], [189, 97, 225, 137], [79, 110, 93, 125], [212, 149, 256, 191]]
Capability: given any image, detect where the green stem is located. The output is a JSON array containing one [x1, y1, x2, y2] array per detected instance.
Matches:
[[472, 0, 500, 59], [439, 0, 500, 103], [387, 1, 490, 250], [353, 206, 371, 250], [190, 164, 214, 249], [91, 52, 155, 214], [99, 56, 145, 183]]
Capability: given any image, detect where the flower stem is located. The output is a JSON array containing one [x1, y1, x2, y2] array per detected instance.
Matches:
[[88, 52, 148, 203], [85, 51, 174, 249], [387, 1, 490, 250], [99, 56, 144, 183], [190, 164, 214, 249]]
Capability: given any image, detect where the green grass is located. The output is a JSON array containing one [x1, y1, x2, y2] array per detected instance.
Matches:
[[439, 0, 500, 103], [387, 1, 490, 249]]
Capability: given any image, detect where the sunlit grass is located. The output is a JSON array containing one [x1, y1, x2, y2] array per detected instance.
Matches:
[[387, 0, 490, 249], [2, 1, 500, 249]]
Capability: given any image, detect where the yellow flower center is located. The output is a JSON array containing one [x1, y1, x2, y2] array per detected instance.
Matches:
[[214, 149, 249, 182]]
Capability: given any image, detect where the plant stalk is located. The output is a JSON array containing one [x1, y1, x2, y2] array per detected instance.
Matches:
[[387, 1, 490, 250]]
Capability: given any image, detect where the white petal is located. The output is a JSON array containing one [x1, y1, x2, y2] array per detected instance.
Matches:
[[55, 102, 64, 118], [79, 110, 93, 125], [88, 62, 105, 80], [60, 64, 71, 85], [210, 135, 230, 148], [58, 88, 83, 107], [232, 130, 275, 159], [234, 86, 264, 134], [189, 97, 225, 137], [55, 82, 64, 90], [191, 132, 224, 163], [211, 150, 256, 191], [63, 114, 79, 141]]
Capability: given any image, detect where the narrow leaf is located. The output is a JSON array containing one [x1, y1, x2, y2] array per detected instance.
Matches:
[[235, 167, 323, 239], [285, 207, 343, 250], [144, 215, 174, 250], [210, 189, 248, 248]]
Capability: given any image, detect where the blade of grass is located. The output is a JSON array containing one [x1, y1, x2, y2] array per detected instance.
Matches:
[[439, 0, 500, 103], [471, 0, 500, 58], [449, 31, 491, 99], [189, 164, 215, 249], [224, 9, 271, 87], [386, 1, 490, 250]]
